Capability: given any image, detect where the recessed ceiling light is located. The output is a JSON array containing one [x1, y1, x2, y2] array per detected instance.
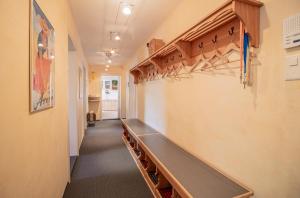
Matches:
[[110, 49, 115, 54], [114, 35, 121, 41], [122, 5, 132, 16], [107, 59, 112, 64], [105, 68, 108, 71], [106, 65, 110, 68]]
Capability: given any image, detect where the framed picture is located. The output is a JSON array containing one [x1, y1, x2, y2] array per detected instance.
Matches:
[[105, 80, 110, 89], [30, 0, 55, 112], [112, 80, 118, 90]]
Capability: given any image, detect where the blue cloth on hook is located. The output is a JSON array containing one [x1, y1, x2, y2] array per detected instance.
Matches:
[[243, 33, 249, 75]]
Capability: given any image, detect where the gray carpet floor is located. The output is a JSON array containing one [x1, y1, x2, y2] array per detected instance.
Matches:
[[63, 120, 153, 198]]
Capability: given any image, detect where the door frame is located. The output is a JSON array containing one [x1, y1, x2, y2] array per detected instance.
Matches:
[[101, 75, 121, 119]]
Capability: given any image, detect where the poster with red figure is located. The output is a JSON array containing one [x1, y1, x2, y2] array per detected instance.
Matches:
[[30, 0, 55, 112]]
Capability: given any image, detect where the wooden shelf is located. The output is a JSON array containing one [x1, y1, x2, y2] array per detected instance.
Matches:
[[130, 0, 263, 84], [88, 100, 100, 102]]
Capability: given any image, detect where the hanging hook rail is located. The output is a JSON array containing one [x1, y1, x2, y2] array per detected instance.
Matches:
[[130, 0, 263, 84]]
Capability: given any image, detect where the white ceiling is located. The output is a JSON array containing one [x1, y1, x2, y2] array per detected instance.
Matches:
[[69, 0, 181, 66]]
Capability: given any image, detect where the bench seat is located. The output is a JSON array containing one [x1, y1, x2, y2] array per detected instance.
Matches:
[[121, 119, 253, 198]]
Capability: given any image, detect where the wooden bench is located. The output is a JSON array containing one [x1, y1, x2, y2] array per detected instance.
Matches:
[[121, 119, 253, 198]]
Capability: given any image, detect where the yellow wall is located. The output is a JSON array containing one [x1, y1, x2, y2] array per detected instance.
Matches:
[[0, 0, 86, 197], [126, 0, 300, 197], [89, 65, 126, 119]]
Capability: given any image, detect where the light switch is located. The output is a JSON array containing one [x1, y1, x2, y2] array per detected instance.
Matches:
[[287, 56, 298, 66], [285, 55, 300, 81]]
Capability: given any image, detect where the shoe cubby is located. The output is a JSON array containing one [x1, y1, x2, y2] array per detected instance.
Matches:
[[125, 131, 131, 142], [129, 141, 134, 148], [155, 169, 173, 198], [133, 144, 141, 157], [122, 125, 127, 137], [128, 134, 136, 148], [146, 158, 158, 185], [156, 169, 171, 189], [158, 187, 173, 198], [137, 146, 145, 160], [138, 151, 148, 169], [171, 189, 182, 198], [122, 125, 131, 144], [140, 158, 148, 170], [148, 171, 158, 185]]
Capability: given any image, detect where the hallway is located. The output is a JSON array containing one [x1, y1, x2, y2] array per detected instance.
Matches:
[[1, 1, 300, 198], [63, 120, 152, 198]]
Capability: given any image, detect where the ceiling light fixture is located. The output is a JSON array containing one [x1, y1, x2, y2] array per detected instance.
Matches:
[[107, 59, 112, 64], [122, 4, 132, 16], [110, 32, 121, 41], [110, 49, 115, 54], [105, 68, 109, 71], [106, 65, 110, 68], [114, 35, 121, 41]]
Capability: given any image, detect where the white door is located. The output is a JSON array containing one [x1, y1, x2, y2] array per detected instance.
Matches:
[[68, 51, 78, 156], [101, 76, 120, 119]]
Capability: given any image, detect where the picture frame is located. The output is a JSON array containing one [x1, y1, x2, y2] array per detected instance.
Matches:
[[105, 80, 111, 89], [112, 80, 118, 90], [30, 0, 55, 112]]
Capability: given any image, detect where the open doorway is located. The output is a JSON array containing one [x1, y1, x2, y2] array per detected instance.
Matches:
[[101, 76, 120, 120]]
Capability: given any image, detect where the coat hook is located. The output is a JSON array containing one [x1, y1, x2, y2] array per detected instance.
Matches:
[[228, 26, 234, 36], [198, 42, 203, 48], [212, 35, 217, 44]]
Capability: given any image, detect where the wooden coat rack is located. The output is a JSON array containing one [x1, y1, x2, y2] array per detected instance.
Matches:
[[130, 0, 263, 84]]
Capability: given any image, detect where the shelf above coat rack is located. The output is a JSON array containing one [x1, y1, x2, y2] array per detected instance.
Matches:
[[130, 0, 263, 84]]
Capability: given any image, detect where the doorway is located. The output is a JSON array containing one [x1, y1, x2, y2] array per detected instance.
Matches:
[[68, 36, 78, 174], [101, 76, 120, 120]]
